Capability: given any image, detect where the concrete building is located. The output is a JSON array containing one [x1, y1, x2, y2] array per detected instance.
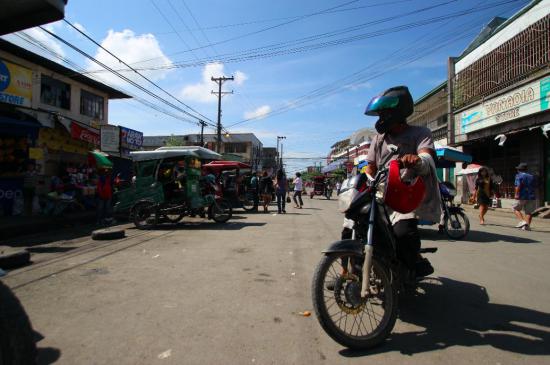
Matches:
[[448, 0, 550, 206], [0, 39, 130, 215]]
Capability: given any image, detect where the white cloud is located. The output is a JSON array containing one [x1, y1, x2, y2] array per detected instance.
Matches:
[[244, 105, 271, 120], [86, 29, 173, 86], [234, 70, 248, 85], [344, 81, 373, 91], [72, 22, 86, 33], [180, 62, 248, 103], [1, 27, 66, 59]]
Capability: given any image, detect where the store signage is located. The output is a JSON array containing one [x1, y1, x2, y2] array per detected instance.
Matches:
[[120, 126, 143, 150], [100, 125, 120, 153], [71, 122, 100, 145], [0, 59, 32, 107], [455, 75, 550, 138]]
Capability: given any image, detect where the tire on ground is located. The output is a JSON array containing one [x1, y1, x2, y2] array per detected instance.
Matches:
[[0, 251, 31, 270], [91, 228, 126, 240], [0, 280, 37, 364]]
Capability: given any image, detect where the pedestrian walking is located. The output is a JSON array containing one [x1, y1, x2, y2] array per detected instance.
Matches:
[[259, 171, 273, 213], [336, 180, 342, 195], [250, 171, 259, 211], [293, 172, 304, 208], [96, 168, 114, 225], [275, 170, 287, 214], [474, 167, 494, 225], [512, 162, 536, 230]]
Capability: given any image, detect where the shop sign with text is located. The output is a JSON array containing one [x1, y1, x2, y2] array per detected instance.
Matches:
[[71, 122, 100, 145], [0, 59, 32, 107], [100, 125, 120, 153], [455, 75, 550, 139], [120, 126, 143, 150]]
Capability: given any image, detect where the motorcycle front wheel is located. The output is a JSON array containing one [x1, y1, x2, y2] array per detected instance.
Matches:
[[311, 253, 398, 350], [444, 211, 470, 240]]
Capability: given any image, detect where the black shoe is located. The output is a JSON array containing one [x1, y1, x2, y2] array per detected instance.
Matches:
[[282, 210, 286, 214], [415, 258, 434, 278]]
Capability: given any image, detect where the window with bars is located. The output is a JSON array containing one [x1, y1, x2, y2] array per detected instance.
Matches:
[[453, 14, 550, 110], [40, 75, 71, 109], [80, 89, 104, 120], [224, 142, 247, 153]]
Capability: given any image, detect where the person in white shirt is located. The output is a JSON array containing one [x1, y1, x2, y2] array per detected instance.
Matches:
[[293, 172, 304, 208]]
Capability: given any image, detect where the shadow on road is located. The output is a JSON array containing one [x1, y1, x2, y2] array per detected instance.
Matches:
[[420, 228, 540, 244], [1, 225, 97, 248], [152, 221, 267, 231], [26, 246, 78, 254], [340, 277, 550, 358], [34, 331, 61, 365]]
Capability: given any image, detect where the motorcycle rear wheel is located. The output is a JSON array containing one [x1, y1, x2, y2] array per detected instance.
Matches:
[[133, 201, 158, 230], [312, 253, 397, 350], [211, 199, 232, 223]]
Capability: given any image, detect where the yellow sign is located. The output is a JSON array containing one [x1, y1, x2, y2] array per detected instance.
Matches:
[[0, 59, 32, 107], [29, 147, 44, 160]]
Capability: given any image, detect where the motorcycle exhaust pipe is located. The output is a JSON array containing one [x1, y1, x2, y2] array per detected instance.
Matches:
[[361, 245, 373, 298]]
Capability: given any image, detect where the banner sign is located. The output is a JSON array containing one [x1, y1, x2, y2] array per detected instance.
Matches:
[[0, 59, 32, 107], [100, 125, 120, 153], [120, 126, 143, 150], [71, 122, 100, 145], [455, 75, 550, 140]]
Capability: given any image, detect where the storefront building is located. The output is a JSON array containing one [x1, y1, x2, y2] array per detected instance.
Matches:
[[0, 39, 131, 216], [449, 0, 549, 207]]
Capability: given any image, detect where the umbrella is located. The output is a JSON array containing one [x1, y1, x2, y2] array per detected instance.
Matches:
[[456, 163, 482, 175], [88, 150, 113, 169]]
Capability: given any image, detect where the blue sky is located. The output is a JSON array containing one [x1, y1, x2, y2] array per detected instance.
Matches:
[[3, 0, 532, 172]]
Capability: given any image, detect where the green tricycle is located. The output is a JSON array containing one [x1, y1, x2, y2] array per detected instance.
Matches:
[[114, 147, 232, 229]]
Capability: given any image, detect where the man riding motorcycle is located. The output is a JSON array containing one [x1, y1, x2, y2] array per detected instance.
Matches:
[[345, 85, 442, 278]]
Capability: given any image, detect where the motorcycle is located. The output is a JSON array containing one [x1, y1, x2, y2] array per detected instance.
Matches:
[[418, 181, 470, 239], [311, 145, 437, 350]]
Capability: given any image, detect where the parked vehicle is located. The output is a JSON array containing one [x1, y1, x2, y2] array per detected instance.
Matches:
[[311, 144, 438, 350], [113, 147, 232, 229], [418, 181, 470, 239], [202, 161, 256, 212], [309, 175, 332, 199]]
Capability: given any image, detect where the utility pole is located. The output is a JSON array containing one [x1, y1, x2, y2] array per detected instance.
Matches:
[[211, 76, 234, 153], [199, 120, 207, 146], [276, 136, 286, 172]]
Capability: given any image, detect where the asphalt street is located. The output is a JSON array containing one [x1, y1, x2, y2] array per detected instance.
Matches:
[[2, 197, 550, 365]]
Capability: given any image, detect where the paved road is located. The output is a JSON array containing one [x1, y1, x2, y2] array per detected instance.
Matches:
[[2, 198, 550, 364]]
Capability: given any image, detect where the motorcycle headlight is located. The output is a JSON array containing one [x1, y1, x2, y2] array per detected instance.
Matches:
[[338, 188, 359, 213]]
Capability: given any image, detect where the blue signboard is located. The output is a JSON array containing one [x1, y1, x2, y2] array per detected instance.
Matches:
[[119, 126, 143, 150]]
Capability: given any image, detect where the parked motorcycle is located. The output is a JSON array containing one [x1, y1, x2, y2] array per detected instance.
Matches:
[[311, 145, 437, 350], [418, 181, 470, 240]]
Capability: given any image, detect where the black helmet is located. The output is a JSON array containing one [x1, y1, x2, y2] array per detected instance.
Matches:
[[365, 86, 414, 134]]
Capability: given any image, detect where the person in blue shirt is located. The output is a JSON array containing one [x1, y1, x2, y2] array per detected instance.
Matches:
[[513, 162, 536, 230]]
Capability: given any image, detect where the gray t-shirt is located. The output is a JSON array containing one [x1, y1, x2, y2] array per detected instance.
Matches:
[[366, 125, 434, 168], [366, 125, 441, 223]]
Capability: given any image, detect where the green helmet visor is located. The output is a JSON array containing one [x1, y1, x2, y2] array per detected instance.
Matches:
[[364, 95, 399, 116]]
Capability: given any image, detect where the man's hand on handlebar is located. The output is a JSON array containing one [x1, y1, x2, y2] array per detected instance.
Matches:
[[400, 154, 421, 168]]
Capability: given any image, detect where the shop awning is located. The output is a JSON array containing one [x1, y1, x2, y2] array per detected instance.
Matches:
[[0, 113, 41, 138], [88, 150, 113, 169], [322, 160, 343, 174]]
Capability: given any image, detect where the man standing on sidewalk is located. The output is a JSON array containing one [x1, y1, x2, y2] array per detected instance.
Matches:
[[513, 162, 536, 231]]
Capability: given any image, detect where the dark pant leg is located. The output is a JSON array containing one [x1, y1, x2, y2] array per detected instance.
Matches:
[[276, 192, 283, 212], [297, 191, 303, 206], [293, 191, 298, 205], [392, 219, 421, 269]]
